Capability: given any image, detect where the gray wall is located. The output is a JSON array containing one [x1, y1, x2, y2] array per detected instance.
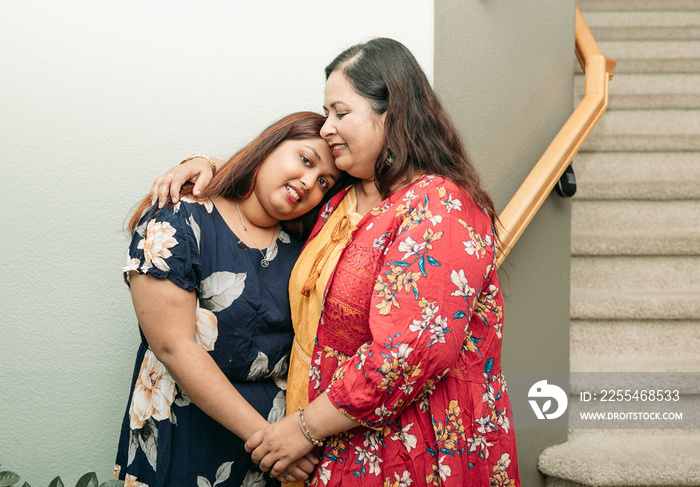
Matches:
[[434, 1, 575, 486]]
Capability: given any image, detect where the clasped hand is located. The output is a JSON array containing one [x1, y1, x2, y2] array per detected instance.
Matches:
[[245, 412, 317, 482]]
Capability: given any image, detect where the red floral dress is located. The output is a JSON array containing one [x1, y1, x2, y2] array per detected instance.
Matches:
[[307, 176, 520, 486]]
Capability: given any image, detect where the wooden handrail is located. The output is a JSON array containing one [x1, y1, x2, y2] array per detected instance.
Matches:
[[494, 6, 616, 268]]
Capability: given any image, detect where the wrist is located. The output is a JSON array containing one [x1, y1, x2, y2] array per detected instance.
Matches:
[[297, 407, 325, 447], [181, 153, 216, 176], [303, 393, 360, 440], [240, 415, 270, 442]]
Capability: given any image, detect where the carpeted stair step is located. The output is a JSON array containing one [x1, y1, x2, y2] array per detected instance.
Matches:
[[591, 57, 700, 74], [578, 0, 700, 11], [591, 25, 700, 41], [571, 199, 700, 255], [571, 350, 700, 374], [597, 39, 700, 59], [581, 109, 700, 151], [570, 319, 700, 372], [573, 59, 700, 75], [540, 430, 700, 486], [583, 108, 700, 134], [602, 93, 700, 109], [570, 255, 700, 320], [572, 152, 700, 200], [572, 40, 700, 75], [575, 73, 700, 109], [584, 10, 700, 40], [582, 134, 700, 151]]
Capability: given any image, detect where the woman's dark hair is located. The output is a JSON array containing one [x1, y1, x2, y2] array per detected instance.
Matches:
[[128, 111, 348, 239], [325, 38, 498, 234]]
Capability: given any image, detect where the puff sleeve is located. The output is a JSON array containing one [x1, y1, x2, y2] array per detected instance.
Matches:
[[122, 201, 202, 293]]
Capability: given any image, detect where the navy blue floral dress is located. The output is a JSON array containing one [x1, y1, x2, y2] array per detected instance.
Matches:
[[115, 197, 302, 487]]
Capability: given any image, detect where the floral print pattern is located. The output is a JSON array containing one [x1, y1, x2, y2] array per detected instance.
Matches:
[[116, 199, 301, 486], [307, 176, 519, 486], [124, 474, 149, 487], [194, 303, 218, 351], [129, 349, 176, 430], [137, 220, 178, 272]]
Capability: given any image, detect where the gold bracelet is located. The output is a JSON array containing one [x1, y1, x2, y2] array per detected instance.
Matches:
[[180, 153, 216, 176], [297, 407, 324, 447]]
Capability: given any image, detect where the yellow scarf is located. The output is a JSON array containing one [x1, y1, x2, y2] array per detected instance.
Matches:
[[286, 188, 360, 418]]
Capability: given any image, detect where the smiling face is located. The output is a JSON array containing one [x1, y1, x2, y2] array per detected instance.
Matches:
[[252, 138, 339, 221], [321, 69, 387, 181]]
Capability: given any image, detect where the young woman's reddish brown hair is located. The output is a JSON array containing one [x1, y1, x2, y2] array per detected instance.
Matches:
[[128, 111, 348, 238]]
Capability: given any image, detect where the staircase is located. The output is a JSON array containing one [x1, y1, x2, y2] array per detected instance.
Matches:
[[538, 1, 700, 485]]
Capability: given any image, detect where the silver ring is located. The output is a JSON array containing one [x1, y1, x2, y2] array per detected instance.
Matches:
[[285, 474, 291, 482], [166, 173, 175, 179]]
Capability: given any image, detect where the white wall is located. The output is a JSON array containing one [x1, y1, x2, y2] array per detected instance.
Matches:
[[0, 1, 433, 484]]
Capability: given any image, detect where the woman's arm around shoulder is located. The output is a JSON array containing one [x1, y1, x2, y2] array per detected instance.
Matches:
[[149, 155, 225, 208]]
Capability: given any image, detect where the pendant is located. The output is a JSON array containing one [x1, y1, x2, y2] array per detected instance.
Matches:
[[261, 259, 269, 268]]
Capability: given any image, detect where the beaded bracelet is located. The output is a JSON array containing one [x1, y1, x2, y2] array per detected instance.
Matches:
[[297, 407, 324, 447], [180, 153, 216, 176]]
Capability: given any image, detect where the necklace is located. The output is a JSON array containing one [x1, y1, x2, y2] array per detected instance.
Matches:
[[235, 202, 276, 268]]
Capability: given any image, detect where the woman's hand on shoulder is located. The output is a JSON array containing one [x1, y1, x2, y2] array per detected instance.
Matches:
[[149, 156, 217, 208]]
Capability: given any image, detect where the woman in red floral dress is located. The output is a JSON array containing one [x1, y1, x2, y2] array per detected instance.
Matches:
[[247, 37, 521, 487], [155, 37, 520, 486]]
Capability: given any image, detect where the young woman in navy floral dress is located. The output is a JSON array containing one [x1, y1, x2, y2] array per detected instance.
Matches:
[[115, 112, 341, 487]]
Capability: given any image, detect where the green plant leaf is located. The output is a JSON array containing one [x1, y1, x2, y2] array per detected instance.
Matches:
[[20, 483, 31, 487], [98, 481, 124, 487], [48, 477, 64, 487], [0, 471, 21, 487], [75, 473, 98, 487]]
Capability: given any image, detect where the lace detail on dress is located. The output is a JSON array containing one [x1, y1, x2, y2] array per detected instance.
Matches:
[[322, 244, 385, 357]]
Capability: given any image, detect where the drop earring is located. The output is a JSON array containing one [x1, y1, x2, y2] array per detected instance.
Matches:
[[385, 146, 395, 165]]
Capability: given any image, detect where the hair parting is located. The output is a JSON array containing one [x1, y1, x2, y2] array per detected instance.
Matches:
[[325, 38, 501, 246]]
